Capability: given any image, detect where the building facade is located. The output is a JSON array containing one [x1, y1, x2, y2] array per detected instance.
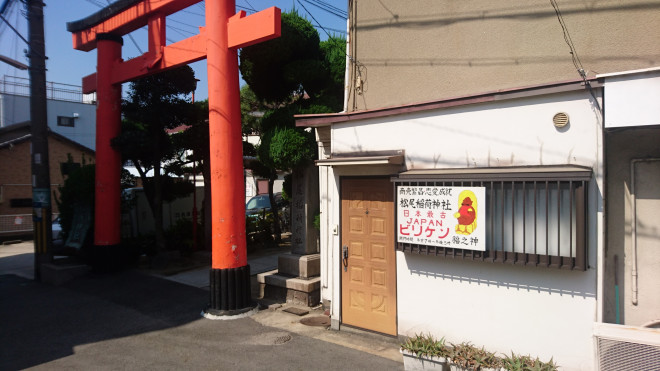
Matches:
[[0, 123, 94, 236], [0, 76, 97, 150], [296, 1, 660, 370]]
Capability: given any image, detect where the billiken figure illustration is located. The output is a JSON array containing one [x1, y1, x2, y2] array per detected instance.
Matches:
[[454, 190, 478, 235]]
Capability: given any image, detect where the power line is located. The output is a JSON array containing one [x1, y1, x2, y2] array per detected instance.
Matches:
[[100, 0, 144, 53], [167, 18, 201, 30], [296, 0, 339, 40], [549, 0, 602, 113], [167, 25, 195, 38], [550, 0, 584, 78], [302, 0, 347, 19], [312, 23, 345, 35], [242, 0, 256, 12], [84, 0, 106, 8], [0, 13, 29, 46], [237, 5, 256, 14], [180, 9, 204, 17], [314, 0, 347, 15]]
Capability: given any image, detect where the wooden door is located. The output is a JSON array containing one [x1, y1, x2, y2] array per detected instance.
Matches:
[[341, 178, 396, 335]]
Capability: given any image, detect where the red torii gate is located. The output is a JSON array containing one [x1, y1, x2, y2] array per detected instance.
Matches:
[[67, 0, 280, 315]]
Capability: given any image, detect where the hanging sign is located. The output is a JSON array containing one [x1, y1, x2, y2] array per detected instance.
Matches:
[[32, 188, 51, 208], [397, 185, 486, 251]]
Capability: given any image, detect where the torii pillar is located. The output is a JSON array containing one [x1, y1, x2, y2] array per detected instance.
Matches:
[[68, 0, 280, 315]]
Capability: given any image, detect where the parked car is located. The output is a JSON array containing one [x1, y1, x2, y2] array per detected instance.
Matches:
[[246, 193, 290, 232]]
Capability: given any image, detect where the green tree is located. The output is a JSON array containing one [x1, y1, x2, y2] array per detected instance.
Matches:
[[239, 11, 346, 242], [240, 85, 265, 137], [111, 66, 197, 252], [175, 95, 260, 251]]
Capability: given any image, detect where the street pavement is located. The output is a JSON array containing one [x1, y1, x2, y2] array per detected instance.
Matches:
[[0, 241, 403, 370]]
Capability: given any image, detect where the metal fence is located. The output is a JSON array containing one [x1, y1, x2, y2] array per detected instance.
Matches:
[[0, 214, 34, 234], [0, 75, 96, 104], [0, 213, 58, 235]]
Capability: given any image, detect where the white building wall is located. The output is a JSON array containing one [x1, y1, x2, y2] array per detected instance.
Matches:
[[601, 67, 660, 128], [0, 93, 96, 150], [321, 89, 604, 370], [47, 99, 97, 150], [332, 91, 601, 170], [0, 93, 29, 127]]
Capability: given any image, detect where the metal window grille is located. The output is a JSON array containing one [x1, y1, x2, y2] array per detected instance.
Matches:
[[393, 166, 590, 270]]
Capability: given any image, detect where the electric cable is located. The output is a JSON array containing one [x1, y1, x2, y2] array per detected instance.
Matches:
[[549, 0, 602, 113], [241, 0, 256, 12], [295, 0, 340, 40], [167, 18, 201, 31], [314, 0, 347, 16], [297, 0, 365, 110], [300, 0, 347, 19], [103, 0, 143, 54]]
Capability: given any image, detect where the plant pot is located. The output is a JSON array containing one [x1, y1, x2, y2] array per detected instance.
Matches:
[[401, 349, 449, 371], [447, 366, 506, 371], [449, 365, 504, 371]]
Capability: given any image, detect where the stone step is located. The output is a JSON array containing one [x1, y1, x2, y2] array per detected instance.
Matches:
[[257, 269, 320, 307]]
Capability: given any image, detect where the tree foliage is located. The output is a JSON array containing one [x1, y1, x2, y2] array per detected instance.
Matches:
[[111, 66, 198, 252], [240, 11, 321, 104], [239, 11, 346, 242]]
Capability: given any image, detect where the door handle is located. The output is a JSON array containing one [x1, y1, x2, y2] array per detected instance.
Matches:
[[342, 244, 349, 271]]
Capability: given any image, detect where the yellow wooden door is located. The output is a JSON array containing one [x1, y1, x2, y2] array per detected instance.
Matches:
[[341, 178, 397, 335]]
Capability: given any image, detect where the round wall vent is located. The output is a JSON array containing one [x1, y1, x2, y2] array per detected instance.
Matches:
[[553, 112, 569, 128]]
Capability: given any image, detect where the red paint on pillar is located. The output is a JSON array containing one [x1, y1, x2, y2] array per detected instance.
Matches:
[[94, 36, 123, 246], [206, 0, 247, 269]]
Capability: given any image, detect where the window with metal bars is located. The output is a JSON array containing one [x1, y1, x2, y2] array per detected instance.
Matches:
[[393, 166, 590, 270]]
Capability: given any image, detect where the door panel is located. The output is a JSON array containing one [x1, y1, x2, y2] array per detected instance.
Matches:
[[341, 178, 396, 335]]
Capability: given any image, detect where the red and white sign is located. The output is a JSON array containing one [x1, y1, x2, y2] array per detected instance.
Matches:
[[397, 186, 486, 251]]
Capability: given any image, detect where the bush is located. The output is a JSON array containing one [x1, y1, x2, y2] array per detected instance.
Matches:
[[56, 163, 95, 242], [164, 218, 202, 256], [401, 333, 450, 359], [401, 333, 558, 371]]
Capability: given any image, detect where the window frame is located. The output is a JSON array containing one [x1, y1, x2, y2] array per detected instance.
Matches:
[[57, 116, 75, 127]]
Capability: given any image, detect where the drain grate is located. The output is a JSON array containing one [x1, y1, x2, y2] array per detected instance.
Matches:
[[273, 334, 292, 345], [245, 331, 293, 346]]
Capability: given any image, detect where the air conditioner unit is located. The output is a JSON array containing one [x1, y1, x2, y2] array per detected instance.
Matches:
[[594, 323, 660, 371]]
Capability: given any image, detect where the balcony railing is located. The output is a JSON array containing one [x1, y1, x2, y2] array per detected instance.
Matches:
[[0, 75, 95, 104]]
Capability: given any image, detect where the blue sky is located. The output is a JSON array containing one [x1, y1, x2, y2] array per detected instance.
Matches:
[[0, 0, 347, 101]]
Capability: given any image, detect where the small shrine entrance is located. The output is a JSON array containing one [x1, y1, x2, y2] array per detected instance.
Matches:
[[68, 0, 281, 315]]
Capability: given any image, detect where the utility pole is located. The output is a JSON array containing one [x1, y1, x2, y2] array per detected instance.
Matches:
[[27, 0, 52, 280]]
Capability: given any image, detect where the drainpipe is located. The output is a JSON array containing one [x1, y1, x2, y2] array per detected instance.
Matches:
[[342, 15, 350, 113], [631, 159, 639, 306]]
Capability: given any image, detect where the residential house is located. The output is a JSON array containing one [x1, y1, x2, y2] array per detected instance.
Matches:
[[296, 1, 660, 370], [0, 122, 94, 236], [0, 76, 96, 237], [0, 76, 97, 150]]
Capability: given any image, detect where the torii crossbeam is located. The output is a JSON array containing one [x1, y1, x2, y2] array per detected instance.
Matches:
[[68, 0, 280, 315]]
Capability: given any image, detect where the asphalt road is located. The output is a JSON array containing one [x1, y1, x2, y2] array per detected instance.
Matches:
[[0, 270, 403, 370]]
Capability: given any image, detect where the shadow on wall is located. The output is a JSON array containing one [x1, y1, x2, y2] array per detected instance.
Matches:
[[404, 252, 596, 299]]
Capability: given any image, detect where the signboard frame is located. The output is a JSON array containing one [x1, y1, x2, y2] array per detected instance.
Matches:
[[396, 185, 486, 251]]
